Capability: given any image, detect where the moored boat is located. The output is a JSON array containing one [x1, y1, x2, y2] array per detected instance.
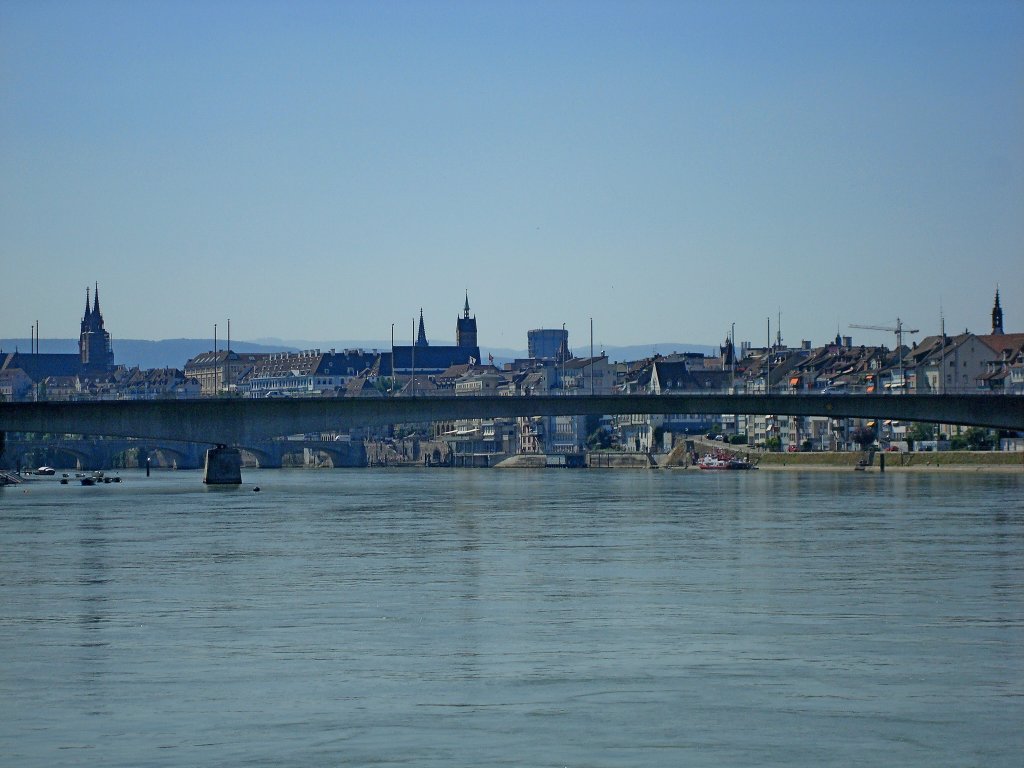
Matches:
[[697, 451, 755, 470]]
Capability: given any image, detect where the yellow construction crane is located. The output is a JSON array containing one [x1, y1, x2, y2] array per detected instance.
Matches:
[[850, 318, 919, 393]]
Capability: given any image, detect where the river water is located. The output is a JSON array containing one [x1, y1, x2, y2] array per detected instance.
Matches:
[[1, 468, 1022, 767]]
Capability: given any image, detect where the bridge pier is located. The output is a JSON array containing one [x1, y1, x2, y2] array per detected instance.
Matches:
[[203, 446, 242, 485]]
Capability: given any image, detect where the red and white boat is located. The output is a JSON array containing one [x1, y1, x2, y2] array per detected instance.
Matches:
[[697, 451, 755, 470]]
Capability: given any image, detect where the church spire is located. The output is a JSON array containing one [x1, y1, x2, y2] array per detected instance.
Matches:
[[78, 281, 113, 372], [416, 308, 428, 347], [463, 291, 471, 319], [992, 286, 1004, 335]]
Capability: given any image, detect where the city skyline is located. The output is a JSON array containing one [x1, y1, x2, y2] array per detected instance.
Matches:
[[2, 1, 1022, 350], [1, 281, 1013, 357]]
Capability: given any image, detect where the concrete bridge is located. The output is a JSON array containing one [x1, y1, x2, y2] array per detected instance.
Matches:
[[2, 393, 1021, 482], [1, 437, 208, 472], [1, 436, 367, 473]]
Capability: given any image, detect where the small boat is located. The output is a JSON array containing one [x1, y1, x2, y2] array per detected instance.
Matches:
[[697, 451, 755, 470], [34, 466, 56, 476], [81, 471, 104, 486], [697, 454, 731, 470]]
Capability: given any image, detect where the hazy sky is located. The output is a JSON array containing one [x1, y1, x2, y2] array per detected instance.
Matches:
[[2, 0, 1022, 352]]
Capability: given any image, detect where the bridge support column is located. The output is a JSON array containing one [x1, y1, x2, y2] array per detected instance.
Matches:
[[203, 446, 242, 485]]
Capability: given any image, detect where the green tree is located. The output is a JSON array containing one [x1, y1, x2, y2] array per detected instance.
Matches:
[[586, 427, 611, 450], [851, 426, 877, 449], [953, 427, 994, 451], [907, 422, 936, 443]]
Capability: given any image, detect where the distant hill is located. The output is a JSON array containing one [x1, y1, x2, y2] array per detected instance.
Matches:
[[1, 338, 718, 371], [255, 339, 718, 367], [479, 343, 718, 366], [250, 335, 712, 364], [0, 338, 299, 371]]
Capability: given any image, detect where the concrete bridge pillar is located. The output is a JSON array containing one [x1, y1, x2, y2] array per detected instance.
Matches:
[[203, 446, 242, 485]]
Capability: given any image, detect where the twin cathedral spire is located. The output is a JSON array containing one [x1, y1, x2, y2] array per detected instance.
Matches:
[[79, 282, 113, 371]]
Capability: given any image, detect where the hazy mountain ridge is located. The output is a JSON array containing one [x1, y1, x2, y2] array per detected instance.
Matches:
[[2, 338, 718, 371], [0, 338, 299, 371], [256, 339, 718, 365]]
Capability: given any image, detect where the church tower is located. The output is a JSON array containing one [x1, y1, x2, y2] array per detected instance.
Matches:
[[991, 288, 1004, 335], [79, 282, 114, 373], [456, 291, 478, 349], [720, 334, 735, 368], [416, 308, 429, 347]]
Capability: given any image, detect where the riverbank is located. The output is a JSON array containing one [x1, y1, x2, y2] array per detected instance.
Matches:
[[749, 450, 1024, 472], [656, 440, 1024, 471]]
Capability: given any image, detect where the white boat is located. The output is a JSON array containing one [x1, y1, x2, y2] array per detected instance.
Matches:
[[697, 452, 755, 471], [34, 466, 56, 476]]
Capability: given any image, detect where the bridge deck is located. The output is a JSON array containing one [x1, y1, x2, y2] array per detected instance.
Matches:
[[2, 394, 1021, 446]]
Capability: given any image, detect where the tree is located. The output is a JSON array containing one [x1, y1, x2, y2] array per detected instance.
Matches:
[[586, 427, 612, 450], [907, 422, 936, 443], [851, 426, 877, 449], [951, 427, 994, 451]]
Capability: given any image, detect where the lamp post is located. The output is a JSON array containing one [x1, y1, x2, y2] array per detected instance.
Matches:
[[590, 317, 594, 396], [730, 322, 735, 392]]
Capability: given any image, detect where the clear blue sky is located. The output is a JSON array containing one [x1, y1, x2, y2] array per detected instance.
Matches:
[[2, 0, 1022, 352]]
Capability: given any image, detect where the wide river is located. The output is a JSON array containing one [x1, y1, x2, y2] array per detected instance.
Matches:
[[1, 468, 1022, 767]]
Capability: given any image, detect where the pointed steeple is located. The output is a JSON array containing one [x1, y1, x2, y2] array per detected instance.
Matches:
[[416, 308, 428, 347], [992, 286, 1004, 335], [456, 293, 478, 349], [79, 281, 113, 371], [721, 334, 734, 366]]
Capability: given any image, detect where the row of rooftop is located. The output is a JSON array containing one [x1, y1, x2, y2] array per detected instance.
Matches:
[[3, 289, 1022, 404], [2, 288, 1021, 454]]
